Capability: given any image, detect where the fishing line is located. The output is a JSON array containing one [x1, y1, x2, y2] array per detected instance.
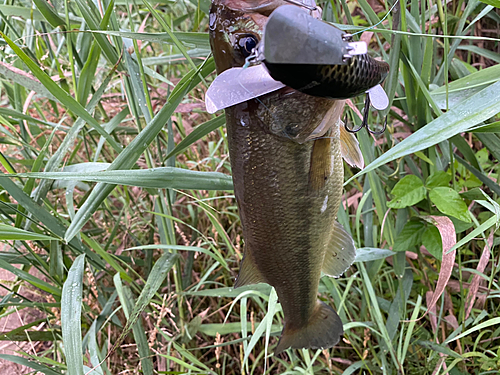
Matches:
[[351, 0, 400, 36]]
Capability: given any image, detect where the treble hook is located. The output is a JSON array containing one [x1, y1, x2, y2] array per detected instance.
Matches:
[[344, 94, 387, 135]]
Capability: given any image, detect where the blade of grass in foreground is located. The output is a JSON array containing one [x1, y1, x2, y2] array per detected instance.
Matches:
[[110, 252, 177, 373], [13, 167, 233, 191], [61, 254, 85, 375]]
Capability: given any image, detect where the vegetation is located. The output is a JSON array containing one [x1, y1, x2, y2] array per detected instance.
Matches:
[[0, 0, 499, 374]]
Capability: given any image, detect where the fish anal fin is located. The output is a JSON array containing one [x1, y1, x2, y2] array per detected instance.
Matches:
[[339, 124, 364, 169], [234, 251, 266, 288], [308, 137, 332, 191], [275, 301, 343, 354], [322, 221, 356, 277]]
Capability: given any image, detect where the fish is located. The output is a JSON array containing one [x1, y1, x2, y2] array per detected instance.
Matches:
[[209, 0, 364, 353]]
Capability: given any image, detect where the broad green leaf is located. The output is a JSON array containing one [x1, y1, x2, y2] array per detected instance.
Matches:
[[422, 225, 443, 260], [61, 255, 85, 375], [114, 275, 154, 375], [393, 220, 425, 252], [429, 187, 471, 223], [426, 171, 451, 189], [387, 175, 426, 209], [111, 252, 177, 373], [87, 322, 104, 375], [349, 80, 500, 183], [0, 224, 57, 241]]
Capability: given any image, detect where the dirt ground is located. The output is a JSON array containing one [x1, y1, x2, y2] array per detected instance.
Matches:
[[0, 247, 49, 374]]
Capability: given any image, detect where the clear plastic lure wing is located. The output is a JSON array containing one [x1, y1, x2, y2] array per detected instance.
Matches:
[[205, 65, 286, 114], [366, 84, 389, 110]]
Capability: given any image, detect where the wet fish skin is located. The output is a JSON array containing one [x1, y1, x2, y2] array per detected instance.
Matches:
[[209, 0, 357, 353]]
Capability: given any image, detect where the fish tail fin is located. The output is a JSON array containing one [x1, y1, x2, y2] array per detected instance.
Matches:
[[274, 301, 343, 354]]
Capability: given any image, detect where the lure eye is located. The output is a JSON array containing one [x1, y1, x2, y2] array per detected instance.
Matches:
[[237, 35, 258, 58]]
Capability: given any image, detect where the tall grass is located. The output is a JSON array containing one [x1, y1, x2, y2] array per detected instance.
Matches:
[[0, 0, 499, 374]]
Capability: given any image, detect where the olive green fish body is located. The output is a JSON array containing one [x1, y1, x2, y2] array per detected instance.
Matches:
[[210, 0, 357, 353], [264, 54, 390, 99]]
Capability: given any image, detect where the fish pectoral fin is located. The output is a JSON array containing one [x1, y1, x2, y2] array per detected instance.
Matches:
[[274, 301, 343, 354], [308, 137, 332, 191], [322, 221, 356, 277], [234, 251, 266, 288], [339, 123, 364, 169]]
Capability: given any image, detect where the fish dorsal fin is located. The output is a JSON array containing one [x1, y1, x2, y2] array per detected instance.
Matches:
[[322, 221, 356, 277], [339, 123, 364, 169], [275, 300, 343, 354], [234, 250, 266, 287]]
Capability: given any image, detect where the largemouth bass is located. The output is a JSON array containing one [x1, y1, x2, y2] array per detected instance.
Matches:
[[209, 0, 363, 353]]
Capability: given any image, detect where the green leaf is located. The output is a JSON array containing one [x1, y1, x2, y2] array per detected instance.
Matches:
[[479, 0, 500, 8], [426, 171, 451, 189], [0, 224, 57, 241], [0, 258, 61, 296], [0, 354, 62, 375], [14, 167, 233, 191], [0, 61, 57, 101], [393, 220, 425, 252], [429, 187, 471, 223], [61, 255, 85, 375], [387, 175, 426, 208], [422, 225, 443, 260], [164, 115, 226, 160], [32, 0, 65, 28], [111, 252, 177, 373]]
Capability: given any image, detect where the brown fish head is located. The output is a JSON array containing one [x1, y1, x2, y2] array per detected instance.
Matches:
[[209, 0, 293, 74], [209, 0, 343, 143]]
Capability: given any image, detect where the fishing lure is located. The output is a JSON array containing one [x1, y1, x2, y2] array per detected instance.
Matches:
[[259, 5, 390, 134], [205, 2, 390, 134]]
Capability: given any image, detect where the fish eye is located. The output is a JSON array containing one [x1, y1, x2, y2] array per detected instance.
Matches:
[[237, 34, 258, 58]]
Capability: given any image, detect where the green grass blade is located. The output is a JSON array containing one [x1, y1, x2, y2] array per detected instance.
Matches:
[[0, 223, 57, 240], [0, 257, 61, 296], [0, 354, 62, 375], [164, 115, 226, 160], [64, 58, 215, 242], [61, 254, 85, 375], [14, 167, 233, 191]]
